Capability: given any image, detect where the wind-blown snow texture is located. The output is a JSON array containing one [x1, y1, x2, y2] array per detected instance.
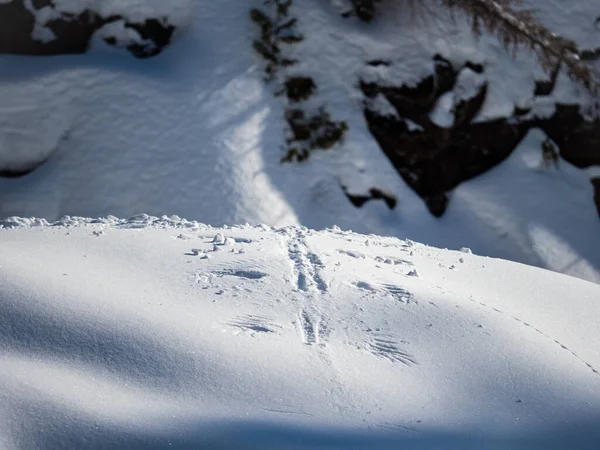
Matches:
[[0, 0, 599, 282], [1, 217, 599, 449]]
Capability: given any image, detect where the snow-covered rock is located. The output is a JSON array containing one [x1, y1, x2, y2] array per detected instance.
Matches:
[[0, 0, 598, 286]]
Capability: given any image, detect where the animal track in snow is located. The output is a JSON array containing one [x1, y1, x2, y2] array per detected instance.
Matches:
[[366, 332, 416, 365], [212, 269, 267, 280], [297, 310, 329, 346], [355, 281, 378, 293], [306, 252, 328, 292], [286, 233, 328, 293], [380, 283, 415, 303], [228, 315, 281, 334], [353, 281, 415, 303], [231, 237, 253, 244], [472, 300, 600, 377]]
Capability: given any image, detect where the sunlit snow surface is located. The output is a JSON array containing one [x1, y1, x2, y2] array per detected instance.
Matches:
[[1, 217, 599, 449], [0, 0, 599, 283]]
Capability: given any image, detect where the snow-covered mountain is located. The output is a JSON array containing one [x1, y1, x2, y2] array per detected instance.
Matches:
[[0, 0, 599, 283], [1, 217, 599, 449]]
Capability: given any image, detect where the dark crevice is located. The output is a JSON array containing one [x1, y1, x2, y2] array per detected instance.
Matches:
[[342, 185, 397, 210]]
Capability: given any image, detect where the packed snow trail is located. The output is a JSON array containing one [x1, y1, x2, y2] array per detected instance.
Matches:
[[1, 216, 599, 449]]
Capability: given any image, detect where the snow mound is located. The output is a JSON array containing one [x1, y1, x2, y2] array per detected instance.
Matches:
[[1, 219, 599, 449], [1, 0, 599, 286]]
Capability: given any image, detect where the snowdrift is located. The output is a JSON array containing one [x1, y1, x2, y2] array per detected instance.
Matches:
[[1, 217, 599, 449], [1, 0, 599, 285]]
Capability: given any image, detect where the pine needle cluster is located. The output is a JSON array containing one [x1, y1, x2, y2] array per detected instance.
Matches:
[[438, 0, 598, 92]]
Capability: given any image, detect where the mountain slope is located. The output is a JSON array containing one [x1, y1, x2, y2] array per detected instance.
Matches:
[[1, 217, 599, 449]]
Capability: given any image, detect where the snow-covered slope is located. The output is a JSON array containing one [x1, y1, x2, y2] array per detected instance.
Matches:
[[1, 218, 599, 449], [0, 0, 599, 283]]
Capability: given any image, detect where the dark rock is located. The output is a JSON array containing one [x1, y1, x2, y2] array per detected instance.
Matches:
[[535, 104, 600, 168], [361, 58, 531, 216], [0, 0, 96, 55], [534, 79, 554, 96], [351, 0, 379, 22], [534, 64, 560, 96], [580, 47, 600, 62], [124, 19, 176, 59], [0, 0, 176, 58], [513, 104, 532, 116], [463, 61, 484, 74], [425, 194, 448, 218], [362, 55, 600, 217], [284, 76, 316, 102], [454, 83, 487, 128], [360, 75, 437, 125], [342, 186, 397, 210], [433, 54, 457, 95]]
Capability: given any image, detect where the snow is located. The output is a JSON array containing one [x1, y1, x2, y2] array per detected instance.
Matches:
[[1, 2, 599, 447], [429, 91, 455, 128], [0, 0, 598, 284], [29, 0, 195, 27], [1, 219, 599, 449], [91, 20, 146, 49]]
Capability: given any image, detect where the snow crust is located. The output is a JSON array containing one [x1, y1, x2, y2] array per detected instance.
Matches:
[[1, 220, 599, 449]]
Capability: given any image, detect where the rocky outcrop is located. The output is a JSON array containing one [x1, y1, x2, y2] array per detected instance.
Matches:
[[361, 56, 530, 216], [0, 0, 176, 58], [361, 55, 600, 217], [535, 104, 600, 168], [0, 1, 178, 179]]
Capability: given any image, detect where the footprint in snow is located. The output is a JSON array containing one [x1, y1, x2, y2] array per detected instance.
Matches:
[[212, 268, 267, 279], [354, 281, 378, 293], [297, 310, 330, 346], [353, 281, 415, 303], [227, 315, 281, 335], [380, 283, 415, 303], [364, 331, 416, 366]]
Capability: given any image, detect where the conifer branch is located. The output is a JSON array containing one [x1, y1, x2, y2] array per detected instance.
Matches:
[[435, 0, 599, 93]]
